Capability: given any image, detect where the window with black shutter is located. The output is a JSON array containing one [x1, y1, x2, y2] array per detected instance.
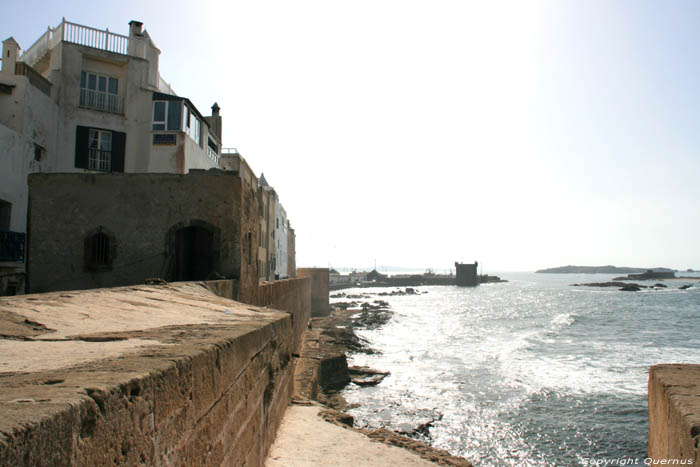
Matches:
[[74, 126, 126, 172]]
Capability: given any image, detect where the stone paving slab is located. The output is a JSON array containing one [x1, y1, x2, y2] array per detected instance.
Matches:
[[266, 404, 436, 467]]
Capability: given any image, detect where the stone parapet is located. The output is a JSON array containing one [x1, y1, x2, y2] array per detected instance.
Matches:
[[648, 364, 700, 466], [297, 268, 329, 317], [0, 281, 310, 466]]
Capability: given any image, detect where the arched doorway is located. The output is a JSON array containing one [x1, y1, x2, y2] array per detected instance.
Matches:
[[173, 225, 214, 281]]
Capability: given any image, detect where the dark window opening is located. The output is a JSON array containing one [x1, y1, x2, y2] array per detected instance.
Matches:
[[153, 133, 176, 145], [173, 226, 213, 281], [207, 136, 218, 152], [0, 200, 11, 231], [34, 143, 45, 161], [247, 231, 252, 265], [85, 231, 113, 272]]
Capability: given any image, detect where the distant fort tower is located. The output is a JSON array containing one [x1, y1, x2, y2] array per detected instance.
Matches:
[[455, 261, 479, 287]]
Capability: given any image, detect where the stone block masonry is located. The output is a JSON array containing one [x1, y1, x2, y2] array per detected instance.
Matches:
[[0, 279, 310, 466], [648, 364, 700, 466], [297, 268, 329, 317]]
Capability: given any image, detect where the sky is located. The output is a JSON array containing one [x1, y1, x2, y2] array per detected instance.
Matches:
[[3, 0, 700, 272]]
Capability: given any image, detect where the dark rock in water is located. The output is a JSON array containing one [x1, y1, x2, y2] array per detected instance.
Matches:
[[679, 284, 693, 290], [619, 284, 641, 292], [572, 281, 631, 287], [318, 354, 350, 389], [653, 283, 668, 288], [572, 281, 648, 289], [332, 301, 359, 310], [348, 366, 390, 386]]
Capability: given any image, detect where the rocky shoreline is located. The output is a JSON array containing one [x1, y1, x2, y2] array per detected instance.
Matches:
[[293, 291, 472, 467], [571, 281, 698, 291]]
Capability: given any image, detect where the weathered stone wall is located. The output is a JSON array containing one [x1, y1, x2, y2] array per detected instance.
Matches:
[[297, 268, 329, 317], [27, 170, 249, 293], [648, 364, 700, 466], [253, 277, 311, 351], [0, 280, 311, 466]]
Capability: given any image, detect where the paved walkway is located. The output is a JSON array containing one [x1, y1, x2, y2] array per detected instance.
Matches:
[[266, 404, 436, 467]]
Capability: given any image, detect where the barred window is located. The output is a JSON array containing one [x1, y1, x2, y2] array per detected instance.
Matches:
[[84, 230, 114, 271]]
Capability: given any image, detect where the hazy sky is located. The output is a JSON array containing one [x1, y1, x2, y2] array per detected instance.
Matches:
[[3, 1, 700, 272]]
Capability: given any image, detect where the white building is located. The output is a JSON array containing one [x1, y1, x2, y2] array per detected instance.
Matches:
[[0, 19, 228, 295], [0, 37, 58, 294], [1, 18, 298, 294], [14, 19, 223, 174], [274, 200, 288, 279]]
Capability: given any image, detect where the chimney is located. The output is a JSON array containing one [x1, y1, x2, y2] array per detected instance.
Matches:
[[2, 37, 20, 75], [127, 21, 146, 58], [210, 102, 222, 142], [129, 20, 143, 37]]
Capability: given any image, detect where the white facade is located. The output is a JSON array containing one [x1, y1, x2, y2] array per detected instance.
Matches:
[[274, 201, 288, 279], [0, 20, 228, 295], [0, 37, 58, 295], [16, 19, 223, 175]]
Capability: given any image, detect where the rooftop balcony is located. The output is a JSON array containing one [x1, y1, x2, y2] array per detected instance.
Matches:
[[21, 19, 129, 67]]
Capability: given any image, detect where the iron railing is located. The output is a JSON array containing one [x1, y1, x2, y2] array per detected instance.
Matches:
[[88, 149, 111, 172], [0, 231, 26, 263], [79, 88, 123, 114]]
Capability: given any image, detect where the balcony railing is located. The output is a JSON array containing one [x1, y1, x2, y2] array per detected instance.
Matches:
[[15, 62, 52, 97], [88, 149, 112, 172], [207, 146, 221, 166], [0, 231, 26, 263], [21, 19, 128, 67], [80, 88, 124, 114], [221, 148, 240, 155], [63, 21, 128, 55]]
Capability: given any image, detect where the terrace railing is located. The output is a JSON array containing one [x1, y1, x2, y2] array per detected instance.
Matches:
[[62, 21, 128, 55], [21, 19, 128, 67]]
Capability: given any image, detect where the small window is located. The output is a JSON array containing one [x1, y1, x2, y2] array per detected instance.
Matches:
[[153, 133, 176, 145], [0, 200, 11, 231], [84, 230, 114, 271], [153, 101, 166, 130], [88, 129, 112, 172], [247, 231, 252, 265], [34, 143, 45, 161], [152, 100, 183, 131]]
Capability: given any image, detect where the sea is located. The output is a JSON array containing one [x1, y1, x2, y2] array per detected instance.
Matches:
[[333, 272, 700, 467]]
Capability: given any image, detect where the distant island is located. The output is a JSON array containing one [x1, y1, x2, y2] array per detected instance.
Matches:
[[536, 265, 676, 274]]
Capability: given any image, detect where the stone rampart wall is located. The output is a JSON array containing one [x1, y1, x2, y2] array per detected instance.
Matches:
[[0, 279, 312, 466], [253, 277, 311, 351], [297, 268, 329, 317], [648, 364, 700, 466]]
